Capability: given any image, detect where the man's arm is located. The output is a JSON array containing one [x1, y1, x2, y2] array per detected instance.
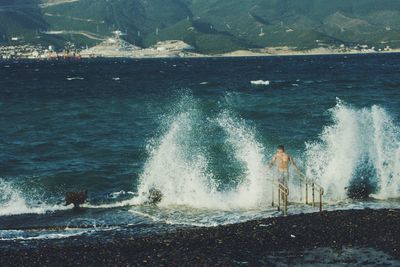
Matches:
[[289, 156, 303, 176]]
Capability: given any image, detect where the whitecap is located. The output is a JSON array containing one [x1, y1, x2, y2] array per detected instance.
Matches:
[[0, 226, 118, 241], [66, 77, 84, 81], [0, 179, 71, 216], [305, 99, 400, 201], [251, 80, 270, 86], [109, 190, 135, 199]]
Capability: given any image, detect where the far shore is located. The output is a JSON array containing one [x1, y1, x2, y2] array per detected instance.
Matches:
[[219, 48, 400, 58], [79, 49, 400, 60], [1, 209, 399, 265], [2, 48, 400, 62]]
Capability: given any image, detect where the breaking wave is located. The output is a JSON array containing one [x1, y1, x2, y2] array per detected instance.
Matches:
[[2, 96, 399, 220], [305, 99, 400, 201], [135, 96, 400, 212], [0, 179, 69, 216], [134, 96, 275, 210]]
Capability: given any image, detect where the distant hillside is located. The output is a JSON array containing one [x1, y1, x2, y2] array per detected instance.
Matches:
[[0, 1, 46, 44], [1, 0, 400, 53]]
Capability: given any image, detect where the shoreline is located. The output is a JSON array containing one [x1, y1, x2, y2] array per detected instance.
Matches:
[[1, 209, 399, 265], [1, 50, 400, 62], [69, 49, 400, 59]]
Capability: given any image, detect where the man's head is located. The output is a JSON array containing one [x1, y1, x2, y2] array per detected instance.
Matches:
[[277, 145, 285, 153]]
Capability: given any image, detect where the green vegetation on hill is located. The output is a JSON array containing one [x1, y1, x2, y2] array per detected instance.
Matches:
[[143, 20, 249, 53], [1, 0, 400, 53], [43, 0, 190, 46], [0, 1, 45, 43]]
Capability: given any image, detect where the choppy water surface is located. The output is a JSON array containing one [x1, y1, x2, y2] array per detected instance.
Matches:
[[0, 55, 400, 240]]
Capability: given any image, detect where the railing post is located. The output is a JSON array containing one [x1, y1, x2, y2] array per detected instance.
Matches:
[[271, 183, 274, 207], [319, 191, 322, 212], [284, 192, 288, 215], [305, 182, 308, 205], [312, 183, 315, 208], [277, 188, 281, 211], [299, 179, 302, 202]]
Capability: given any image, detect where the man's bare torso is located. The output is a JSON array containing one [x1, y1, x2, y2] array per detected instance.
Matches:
[[275, 152, 290, 172], [270, 146, 301, 186]]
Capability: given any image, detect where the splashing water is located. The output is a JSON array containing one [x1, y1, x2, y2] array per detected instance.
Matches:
[[3, 94, 399, 229], [136, 108, 219, 208], [134, 98, 274, 210], [216, 111, 273, 208], [305, 100, 400, 201], [136, 96, 400, 217], [0, 179, 69, 216]]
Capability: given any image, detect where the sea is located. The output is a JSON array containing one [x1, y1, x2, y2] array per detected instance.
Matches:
[[0, 54, 399, 241]]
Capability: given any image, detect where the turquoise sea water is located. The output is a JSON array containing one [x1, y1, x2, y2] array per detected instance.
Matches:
[[0, 55, 399, 240]]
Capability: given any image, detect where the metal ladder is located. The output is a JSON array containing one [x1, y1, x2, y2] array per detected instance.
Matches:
[[270, 176, 324, 215]]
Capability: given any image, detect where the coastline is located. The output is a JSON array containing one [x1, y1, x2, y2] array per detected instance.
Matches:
[[1, 209, 399, 266], [218, 49, 400, 58], [2, 48, 400, 62], [79, 49, 400, 60]]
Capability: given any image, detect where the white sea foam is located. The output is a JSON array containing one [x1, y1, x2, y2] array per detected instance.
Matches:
[[82, 198, 141, 209], [251, 80, 270, 86], [305, 99, 400, 201], [135, 110, 220, 208], [66, 77, 84, 81], [0, 227, 118, 241], [215, 111, 273, 207], [134, 96, 400, 219], [109, 190, 135, 199], [0, 179, 70, 216], [134, 97, 275, 210], [0, 229, 89, 241], [2, 95, 399, 227]]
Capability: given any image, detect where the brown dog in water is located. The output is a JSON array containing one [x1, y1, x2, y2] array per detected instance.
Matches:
[[65, 190, 88, 208]]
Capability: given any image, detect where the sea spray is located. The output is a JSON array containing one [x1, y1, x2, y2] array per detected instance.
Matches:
[[136, 107, 219, 208], [0, 178, 69, 216], [369, 105, 400, 198], [216, 111, 272, 207], [135, 96, 275, 209], [305, 100, 361, 200], [0, 179, 32, 216], [305, 100, 400, 200]]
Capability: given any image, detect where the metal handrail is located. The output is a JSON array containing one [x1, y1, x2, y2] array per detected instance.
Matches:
[[270, 180, 289, 215], [301, 174, 324, 212], [268, 173, 324, 215]]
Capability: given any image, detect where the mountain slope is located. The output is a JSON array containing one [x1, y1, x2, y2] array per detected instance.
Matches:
[[0, 0, 47, 43], [1, 0, 400, 53], [186, 0, 400, 50]]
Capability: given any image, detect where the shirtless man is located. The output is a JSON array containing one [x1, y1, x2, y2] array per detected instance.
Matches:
[[269, 145, 302, 186]]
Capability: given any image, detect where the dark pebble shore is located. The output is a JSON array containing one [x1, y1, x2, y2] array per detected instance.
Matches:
[[1, 209, 400, 266]]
